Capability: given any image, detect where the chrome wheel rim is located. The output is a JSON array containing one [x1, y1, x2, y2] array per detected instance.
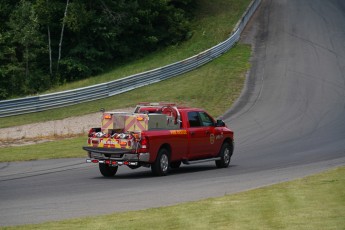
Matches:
[[224, 148, 230, 164], [160, 154, 169, 172]]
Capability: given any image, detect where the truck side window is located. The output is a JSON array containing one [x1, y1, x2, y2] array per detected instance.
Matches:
[[188, 111, 201, 127], [199, 112, 214, 126]]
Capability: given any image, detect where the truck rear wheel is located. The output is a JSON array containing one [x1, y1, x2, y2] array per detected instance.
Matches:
[[151, 148, 170, 176], [99, 163, 118, 177], [215, 142, 232, 168]]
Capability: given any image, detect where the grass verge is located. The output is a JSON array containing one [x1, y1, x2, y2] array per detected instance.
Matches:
[[2, 166, 344, 229], [0, 136, 85, 162]]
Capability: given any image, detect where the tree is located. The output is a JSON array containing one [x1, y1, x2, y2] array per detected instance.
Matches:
[[34, 0, 53, 76], [0, 0, 47, 97], [57, 0, 69, 72], [9, 1, 43, 78], [0, 0, 196, 99], [0, 0, 18, 99]]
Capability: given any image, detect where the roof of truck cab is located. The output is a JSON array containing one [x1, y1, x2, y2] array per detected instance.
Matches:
[[177, 107, 204, 112]]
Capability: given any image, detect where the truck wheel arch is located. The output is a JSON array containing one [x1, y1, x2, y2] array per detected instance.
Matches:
[[222, 138, 234, 155], [158, 143, 171, 158]]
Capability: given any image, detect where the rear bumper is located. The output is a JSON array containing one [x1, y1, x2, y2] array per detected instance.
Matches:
[[82, 146, 150, 162], [83, 146, 131, 155]]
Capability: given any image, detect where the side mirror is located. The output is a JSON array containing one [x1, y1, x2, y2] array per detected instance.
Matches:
[[216, 119, 225, 127]]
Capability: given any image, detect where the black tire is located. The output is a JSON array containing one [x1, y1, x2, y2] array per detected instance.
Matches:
[[215, 142, 233, 168], [170, 161, 182, 169], [151, 148, 170, 176], [127, 165, 141, 170], [99, 163, 118, 177]]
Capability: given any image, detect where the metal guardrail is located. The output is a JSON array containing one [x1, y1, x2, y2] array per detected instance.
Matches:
[[0, 0, 261, 118]]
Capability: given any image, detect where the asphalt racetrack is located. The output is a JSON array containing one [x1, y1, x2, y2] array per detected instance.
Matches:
[[1, 0, 345, 226]]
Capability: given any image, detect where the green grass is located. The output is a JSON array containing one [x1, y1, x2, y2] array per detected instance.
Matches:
[[0, 0, 251, 129], [2, 166, 344, 229], [0, 136, 86, 162]]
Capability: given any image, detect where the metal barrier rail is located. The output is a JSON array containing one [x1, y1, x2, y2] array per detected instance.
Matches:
[[0, 0, 260, 118]]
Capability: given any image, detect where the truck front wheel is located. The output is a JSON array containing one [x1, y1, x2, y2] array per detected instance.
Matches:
[[215, 142, 232, 168], [99, 163, 118, 177], [151, 148, 170, 176]]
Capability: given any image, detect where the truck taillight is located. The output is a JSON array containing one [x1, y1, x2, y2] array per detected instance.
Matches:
[[88, 128, 95, 137], [137, 136, 149, 153], [141, 137, 148, 149]]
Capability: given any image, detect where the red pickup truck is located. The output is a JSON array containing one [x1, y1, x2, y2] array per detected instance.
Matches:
[[83, 103, 234, 176]]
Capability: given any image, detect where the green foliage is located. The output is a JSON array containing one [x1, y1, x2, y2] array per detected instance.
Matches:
[[0, 0, 48, 97], [0, 0, 196, 99], [59, 57, 92, 81]]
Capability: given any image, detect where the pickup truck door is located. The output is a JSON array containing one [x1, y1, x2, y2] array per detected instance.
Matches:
[[187, 111, 219, 159]]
